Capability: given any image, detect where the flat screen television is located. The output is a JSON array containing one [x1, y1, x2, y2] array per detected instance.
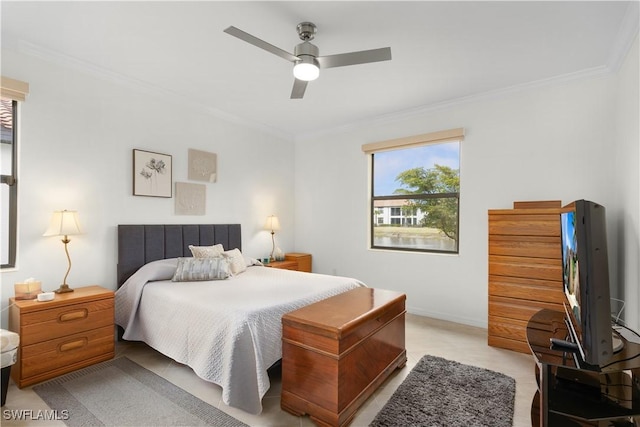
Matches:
[[560, 199, 621, 366]]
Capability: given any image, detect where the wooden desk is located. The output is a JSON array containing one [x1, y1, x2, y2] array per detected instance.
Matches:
[[526, 309, 640, 426]]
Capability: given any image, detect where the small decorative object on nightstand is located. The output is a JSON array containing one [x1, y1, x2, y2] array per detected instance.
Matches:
[[8, 285, 114, 388]]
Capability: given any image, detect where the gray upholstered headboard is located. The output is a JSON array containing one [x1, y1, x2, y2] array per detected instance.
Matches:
[[117, 224, 241, 287]]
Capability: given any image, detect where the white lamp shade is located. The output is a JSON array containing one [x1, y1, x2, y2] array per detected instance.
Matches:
[[43, 210, 83, 237], [264, 215, 281, 232], [293, 62, 319, 81]]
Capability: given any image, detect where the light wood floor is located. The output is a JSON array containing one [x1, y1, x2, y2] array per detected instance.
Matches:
[[3, 313, 537, 426]]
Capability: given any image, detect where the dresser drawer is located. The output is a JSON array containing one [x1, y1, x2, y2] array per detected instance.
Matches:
[[488, 275, 564, 305], [488, 315, 528, 342], [488, 213, 560, 236], [489, 295, 563, 322], [19, 298, 114, 346], [489, 235, 560, 259], [489, 255, 562, 282], [20, 325, 114, 379]]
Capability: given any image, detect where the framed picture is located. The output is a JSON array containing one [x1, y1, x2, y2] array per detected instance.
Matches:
[[133, 149, 172, 197], [175, 182, 206, 215], [188, 149, 217, 183]]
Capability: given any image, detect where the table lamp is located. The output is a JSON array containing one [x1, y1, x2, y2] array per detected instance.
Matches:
[[43, 210, 83, 293], [264, 215, 280, 262]]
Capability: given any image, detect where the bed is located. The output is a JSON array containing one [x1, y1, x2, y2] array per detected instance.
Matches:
[[114, 224, 365, 414]]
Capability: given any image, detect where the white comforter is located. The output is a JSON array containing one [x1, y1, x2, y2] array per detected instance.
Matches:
[[115, 258, 365, 414]]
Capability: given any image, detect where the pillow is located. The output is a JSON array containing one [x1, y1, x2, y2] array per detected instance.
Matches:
[[189, 244, 224, 258], [223, 248, 247, 275], [171, 256, 231, 282], [244, 255, 262, 267]]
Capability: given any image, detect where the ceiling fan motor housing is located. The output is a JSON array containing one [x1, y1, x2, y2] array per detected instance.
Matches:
[[296, 22, 317, 41], [294, 41, 319, 59]]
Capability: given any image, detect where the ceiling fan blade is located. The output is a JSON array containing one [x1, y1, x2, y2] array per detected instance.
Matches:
[[290, 78, 308, 99], [317, 47, 392, 69], [224, 26, 299, 63]]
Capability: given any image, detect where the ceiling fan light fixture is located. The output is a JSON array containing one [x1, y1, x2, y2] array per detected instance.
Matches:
[[224, 22, 392, 99], [293, 57, 319, 81]]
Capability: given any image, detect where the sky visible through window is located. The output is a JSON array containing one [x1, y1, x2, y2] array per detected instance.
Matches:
[[373, 141, 460, 196]]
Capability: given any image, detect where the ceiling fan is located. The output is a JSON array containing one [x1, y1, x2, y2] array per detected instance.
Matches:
[[223, 22, 392, 99]]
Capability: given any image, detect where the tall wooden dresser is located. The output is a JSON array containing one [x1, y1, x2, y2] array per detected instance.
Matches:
[[488, 201, 565, 353]]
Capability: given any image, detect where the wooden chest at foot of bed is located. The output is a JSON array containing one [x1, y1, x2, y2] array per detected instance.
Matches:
[[281, 287, 407, 427]]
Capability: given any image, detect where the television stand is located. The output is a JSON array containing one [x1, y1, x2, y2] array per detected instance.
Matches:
[[613, 332, 624, 353], [527, 309, 640, 426]]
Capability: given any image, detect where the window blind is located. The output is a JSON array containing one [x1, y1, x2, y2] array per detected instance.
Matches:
[[361, 127, 464, 154], [1, 76, 29, 101]]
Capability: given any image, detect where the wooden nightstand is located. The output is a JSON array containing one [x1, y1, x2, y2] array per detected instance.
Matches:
[[265, 260, 299, 271], [284, 253, 312, 272], [265, 253, 312, 272], [8, 285, 115, 388]]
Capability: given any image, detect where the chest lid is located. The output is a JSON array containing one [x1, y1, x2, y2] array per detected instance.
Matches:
[[282, 287, 405, 340]]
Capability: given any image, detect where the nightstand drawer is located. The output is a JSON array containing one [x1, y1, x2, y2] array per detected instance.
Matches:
[[20, 325, 114, 380], [266, 260, 298, 270], [19, 298, 114, 346], [284, 253, 312, 272]]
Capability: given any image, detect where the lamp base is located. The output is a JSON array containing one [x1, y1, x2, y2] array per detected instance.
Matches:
[[54, 284, 74, 294]]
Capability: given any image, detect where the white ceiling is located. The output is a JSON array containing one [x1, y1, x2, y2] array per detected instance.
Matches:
[[1, 1, 637, 140]]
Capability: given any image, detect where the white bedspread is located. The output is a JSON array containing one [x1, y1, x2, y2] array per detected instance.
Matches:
[[115, 259, 365, 414]]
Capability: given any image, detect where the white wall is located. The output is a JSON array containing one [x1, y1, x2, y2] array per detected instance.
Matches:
[[613, 35, 639, 331], [294, 49, 639, 330], [2, 37, 637, 334], [1, 48, 296, 327]]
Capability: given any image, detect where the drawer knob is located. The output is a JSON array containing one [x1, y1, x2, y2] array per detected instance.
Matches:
[[59, 308, 88, 322], [59, 338, 88, 352]]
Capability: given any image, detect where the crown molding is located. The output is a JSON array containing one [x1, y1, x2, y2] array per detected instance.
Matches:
[[606, 1, 640, 72], [8, 38, 294, 143], [5, 12, 636, 146], [296, 64, 611, 142]]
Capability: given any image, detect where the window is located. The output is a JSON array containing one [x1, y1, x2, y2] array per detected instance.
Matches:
[[1, 76, 28, 269], [1, 99, 17, 268], [363, 128, 463, 254]]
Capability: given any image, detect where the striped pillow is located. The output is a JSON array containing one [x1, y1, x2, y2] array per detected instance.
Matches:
[[171, 256, 231, 282]]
